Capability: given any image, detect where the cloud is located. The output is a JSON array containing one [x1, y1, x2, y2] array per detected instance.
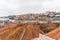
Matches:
[[0, 0, 60, 16], [42, 0, 60, 8]]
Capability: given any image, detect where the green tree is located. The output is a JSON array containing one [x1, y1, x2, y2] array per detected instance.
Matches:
[[46, 28, 51, 33]]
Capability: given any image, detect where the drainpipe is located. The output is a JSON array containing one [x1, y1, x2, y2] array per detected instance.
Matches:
[[20, 29, 26, 40]]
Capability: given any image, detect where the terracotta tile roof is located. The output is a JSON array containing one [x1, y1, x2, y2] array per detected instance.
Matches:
[[45, 28, 60, 40], [31, 38, 38, 40]]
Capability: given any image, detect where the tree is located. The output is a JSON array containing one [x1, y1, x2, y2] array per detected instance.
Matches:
[[46, 28, 51, 33]]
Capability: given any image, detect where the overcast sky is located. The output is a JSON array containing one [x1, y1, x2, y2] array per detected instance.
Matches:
[[0, 0, 60, 16]]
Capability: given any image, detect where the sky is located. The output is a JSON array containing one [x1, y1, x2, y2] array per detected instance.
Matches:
[[0, 0, 60, 16]]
